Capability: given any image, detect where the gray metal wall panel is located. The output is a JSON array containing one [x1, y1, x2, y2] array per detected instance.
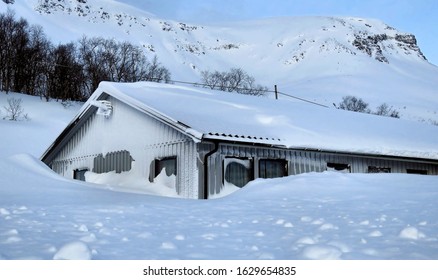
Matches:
[[207, 143, 438, 196]]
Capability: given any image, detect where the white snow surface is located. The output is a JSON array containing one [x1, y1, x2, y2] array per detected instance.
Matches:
[[90, 81, 438, 160], [1, 154, 438, 260], [1, 91, 438, 260]]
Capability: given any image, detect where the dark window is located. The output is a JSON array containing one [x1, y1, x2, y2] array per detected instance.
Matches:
[[407, 169, 427, 175], [368, 166, 391, 173], [224, 158, 253, 188], [93, 150, 133, 173], [259, 159, 288, 179], [73, 168, 88, 181], [155, 157, 177, 178], [149, 156, 178, 188], [327, 163, 351, 173]]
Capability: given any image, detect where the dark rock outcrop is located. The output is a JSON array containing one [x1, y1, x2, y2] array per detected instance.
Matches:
[[353, 32, 426, 63]]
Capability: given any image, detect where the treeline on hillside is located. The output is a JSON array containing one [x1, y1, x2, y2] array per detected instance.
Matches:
[[200, 68, 268, 96], [0, 10, 171, 101], [335, 95, 400, 118]]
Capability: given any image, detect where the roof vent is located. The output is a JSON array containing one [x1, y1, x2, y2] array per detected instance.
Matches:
[[91, 100, 113, 118]]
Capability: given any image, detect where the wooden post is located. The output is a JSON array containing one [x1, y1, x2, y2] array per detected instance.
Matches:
[[274, 85, 278, 100]]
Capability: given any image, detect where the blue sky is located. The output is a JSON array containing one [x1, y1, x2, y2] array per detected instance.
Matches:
[[120, 0, 438, 65]]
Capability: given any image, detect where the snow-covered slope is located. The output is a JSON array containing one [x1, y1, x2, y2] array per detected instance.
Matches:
[[2, 0, 438, 122], [0, 92, 81, 158], [1, 65, 438, 260]]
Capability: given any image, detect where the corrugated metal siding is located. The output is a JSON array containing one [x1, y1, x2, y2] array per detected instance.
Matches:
[[48, 95, 199, 199], [144, 139, 198, 198], [206, 143, 438, 196]]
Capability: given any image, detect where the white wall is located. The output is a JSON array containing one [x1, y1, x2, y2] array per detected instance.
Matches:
[[50, 95, 200, 198]]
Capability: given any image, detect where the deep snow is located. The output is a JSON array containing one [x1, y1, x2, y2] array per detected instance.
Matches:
[[1, 154, 438, 260], [1, 92, 438, 260]]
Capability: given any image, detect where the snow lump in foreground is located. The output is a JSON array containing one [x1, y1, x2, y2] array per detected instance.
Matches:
[[53, 241, 92, 260]]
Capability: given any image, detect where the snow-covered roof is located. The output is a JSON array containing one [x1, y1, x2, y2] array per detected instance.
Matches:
[[76, 81, 438, 160]]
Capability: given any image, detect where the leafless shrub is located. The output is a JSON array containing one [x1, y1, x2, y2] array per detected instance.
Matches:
[[3, 97, 26, 121], [200, 67, 268, 96]]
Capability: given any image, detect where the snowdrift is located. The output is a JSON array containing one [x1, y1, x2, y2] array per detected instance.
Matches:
[[1, 154, 438, 259]]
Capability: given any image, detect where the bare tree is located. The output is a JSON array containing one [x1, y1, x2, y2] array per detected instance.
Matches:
[[0, 9, 21, 93], [143, 55, 171, 83], [0, 10, 50, 96], [77, 36, 109, 97], [0, 11, 172, 102], [21, 25, 52, 97], [3, 97, 24, 121], [374, 103, 400, 118], [78, 37, 171, 97], [336, 96, 401, 118], [47, 42, 85, 101], [336, 95, 370, 113], [201, 70, 220, 90], [200, 67, 267, 96]]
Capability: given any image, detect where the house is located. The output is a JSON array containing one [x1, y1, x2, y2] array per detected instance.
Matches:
[[41, 81, 438, 199]]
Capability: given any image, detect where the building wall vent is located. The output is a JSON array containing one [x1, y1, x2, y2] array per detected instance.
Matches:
[[91, 100, 113, 118]]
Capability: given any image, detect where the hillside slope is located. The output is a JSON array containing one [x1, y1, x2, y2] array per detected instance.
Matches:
[[1, 0, 438, 122]]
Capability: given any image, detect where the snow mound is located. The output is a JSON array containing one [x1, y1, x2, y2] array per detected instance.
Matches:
[[399, 227, 426, 240], [84, 167, 179, 197], [301, 245, 343, 260], [0, 208, 10, 216], [53, 241, 92, 260]]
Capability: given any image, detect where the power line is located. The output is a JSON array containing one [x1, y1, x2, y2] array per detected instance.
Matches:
[[37, 49, 329, 107], [43, 64, 330, 108], [159, 78, 329, 108], [276, 91, 329, 108]]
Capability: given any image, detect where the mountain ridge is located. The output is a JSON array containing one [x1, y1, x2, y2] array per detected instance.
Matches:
[[2, 0, 438, 123]]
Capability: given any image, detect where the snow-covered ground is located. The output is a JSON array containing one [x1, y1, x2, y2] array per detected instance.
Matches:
[[1, 154, 438, 260], [1, 93, 438, 260]]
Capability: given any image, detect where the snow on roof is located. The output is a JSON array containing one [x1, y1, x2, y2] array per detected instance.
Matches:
[[90, 81, 438, 160]]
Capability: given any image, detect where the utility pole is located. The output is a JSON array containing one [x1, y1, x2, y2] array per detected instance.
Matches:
[[274, 85, 278, 100]]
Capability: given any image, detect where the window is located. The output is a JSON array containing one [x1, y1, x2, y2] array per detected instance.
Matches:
[[223, 158, 253, 188], [155, 157, 177, 178], [73, 168, 88, 181], [259, 159, 288, 179], [327, 163, 351, 173], [148, 157, 177, 189], [407, 169, 427, 175], [368, 166, 391, 173], [93, 150, 133, 173]]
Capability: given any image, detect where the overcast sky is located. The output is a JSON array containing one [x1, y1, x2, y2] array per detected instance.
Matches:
[[119, 0, 438, 65]]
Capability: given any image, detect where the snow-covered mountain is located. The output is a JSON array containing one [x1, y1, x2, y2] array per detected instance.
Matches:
[[2, 0, 438, 122]]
